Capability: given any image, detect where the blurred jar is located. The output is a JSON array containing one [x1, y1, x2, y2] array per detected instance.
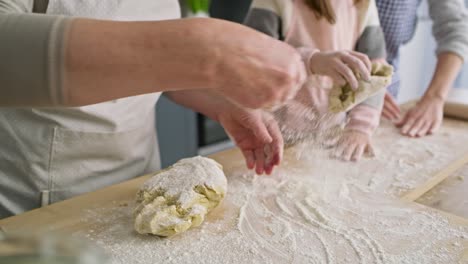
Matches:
[[0, 231, 109, 264]]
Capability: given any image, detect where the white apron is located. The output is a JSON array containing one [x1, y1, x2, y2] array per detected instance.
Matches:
[[0, 0, 180, 217]]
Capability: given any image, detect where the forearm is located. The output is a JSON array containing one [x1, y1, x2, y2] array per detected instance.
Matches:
[[165, 90, 227, 122], [428, 0, 468, 62], [0, 14, 219, 107], [423, 52, 463, 101], [1, 11, 302, 109], [0, 13, 71, 107], [346, 89, 385, 136], [345, 59, 388, 135], [66, 18, 218, 106], [346, 106, 381, 136]]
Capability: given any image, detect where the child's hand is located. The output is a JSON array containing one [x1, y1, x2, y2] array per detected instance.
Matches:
[[382, 91, 401, 121], [333, 130, 374, 162], [218, 108, 284, 175], [309, 51, 372, 90]]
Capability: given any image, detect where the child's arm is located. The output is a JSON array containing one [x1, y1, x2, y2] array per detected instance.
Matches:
[[348, 0, 387, 134], [337, 0, 387, 161], [245, 0, 320, 77], [245, 0, 371, 89]]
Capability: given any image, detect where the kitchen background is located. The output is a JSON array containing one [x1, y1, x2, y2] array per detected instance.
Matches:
[[156, 0, 468, 168]]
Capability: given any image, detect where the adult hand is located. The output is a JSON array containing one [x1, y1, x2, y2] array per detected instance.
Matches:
[[333, 130, 374, 162], [217, 108, 283, 175], [396, 96, 444, 137], [64, 18, 303, 107], [166, 89, 283, 174], [382, 92, 401, 121], [309, 50, 372, 90], [204, 19, 306, 109]]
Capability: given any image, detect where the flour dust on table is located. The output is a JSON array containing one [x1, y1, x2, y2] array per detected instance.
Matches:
[[76, 113, 468, 263], [290, 116, 468, 198], [77, 162, 468, 264]]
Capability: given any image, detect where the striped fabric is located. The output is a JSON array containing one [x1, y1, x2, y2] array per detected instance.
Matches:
[[376, 0, 421, 96]]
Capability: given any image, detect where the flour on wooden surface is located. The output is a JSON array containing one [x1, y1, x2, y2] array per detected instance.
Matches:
[[289, 118, 468, 198], [78, 168, 468, 264], [76, 118, 468, 263]]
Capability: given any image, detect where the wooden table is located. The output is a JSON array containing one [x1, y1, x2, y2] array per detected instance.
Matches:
[[1, 116, 468, 263], [1, 144, 465, 231]]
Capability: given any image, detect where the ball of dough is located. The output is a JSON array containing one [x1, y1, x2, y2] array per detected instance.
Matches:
[[134, 156, 227, 236]]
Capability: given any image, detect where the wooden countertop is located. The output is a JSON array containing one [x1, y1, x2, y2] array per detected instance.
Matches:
[[3, 142, 467, 234], [1, 111, 468, 263], [0, 149, 242, 235]]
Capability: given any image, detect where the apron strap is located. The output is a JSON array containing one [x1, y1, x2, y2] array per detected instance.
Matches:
[[33, 0, 49, 14]]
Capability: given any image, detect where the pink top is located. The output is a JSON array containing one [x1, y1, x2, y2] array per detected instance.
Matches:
[[251, 0, 385, 136]]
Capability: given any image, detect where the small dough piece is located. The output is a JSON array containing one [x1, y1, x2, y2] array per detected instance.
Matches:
[[134, 156, 227, 236], [329, 62, 393, 113]]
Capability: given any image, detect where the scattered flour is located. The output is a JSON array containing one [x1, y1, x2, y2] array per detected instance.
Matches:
[[77, 166, 468, 264], [287, 118, 468, 198], [74, 117, 468, 263]]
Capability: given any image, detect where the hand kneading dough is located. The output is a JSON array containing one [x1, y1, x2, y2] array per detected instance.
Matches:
[[134, 156, 227, 236], [329, 62, 393, 113]]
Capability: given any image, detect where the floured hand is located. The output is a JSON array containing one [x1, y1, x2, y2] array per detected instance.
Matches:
[[382, 92, 401, 121], [165, 90, 284, 175], [333, 130, 375, 162], [219, 109, 283, 175]]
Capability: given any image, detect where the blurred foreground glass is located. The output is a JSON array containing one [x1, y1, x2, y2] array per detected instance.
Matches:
[[0, 231, 109, 264]]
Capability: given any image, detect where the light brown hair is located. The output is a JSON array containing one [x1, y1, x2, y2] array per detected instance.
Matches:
[[304, 0, 361, 24]]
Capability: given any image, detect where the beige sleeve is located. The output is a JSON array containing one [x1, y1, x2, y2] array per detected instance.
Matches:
[[247, 0, 293, 38], [0, 0, 33, 13], [0, 0, 72, 107], [354, 0, 386, 121], [428, 0, 468, 62]]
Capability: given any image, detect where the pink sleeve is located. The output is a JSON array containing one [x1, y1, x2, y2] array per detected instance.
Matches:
[[346, 59, 387, 136], [345, 104, 381, 136], [296, 47, 319, 76], [292, 47, 334, 115]]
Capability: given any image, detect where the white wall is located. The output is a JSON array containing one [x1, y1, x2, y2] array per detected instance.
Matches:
[[398, 1, 435, 103]]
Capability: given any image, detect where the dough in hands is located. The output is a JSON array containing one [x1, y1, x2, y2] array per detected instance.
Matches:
[[134, 156, 227, 237], [329, 62, 393, 113]]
